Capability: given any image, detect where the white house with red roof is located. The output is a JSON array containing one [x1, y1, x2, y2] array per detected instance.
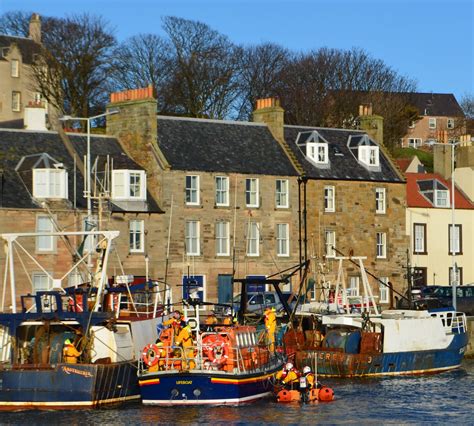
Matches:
[[406, 172, 474, 287]]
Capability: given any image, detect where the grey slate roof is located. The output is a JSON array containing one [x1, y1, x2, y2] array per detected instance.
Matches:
[[406, 92, 464, 117], [0, 35, 41, 64], [284, 126, 404, 183], [0, 129, 161, 212], [157, 116, 298, 176]]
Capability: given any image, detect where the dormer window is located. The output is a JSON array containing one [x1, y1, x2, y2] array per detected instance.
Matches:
[[33, 169, 68, 199], [306, 142, 328, 164], [435, 189, 449, 207], [418, 179, 450, 208], [112, 170, 146, 200], [358, 146, 379, 167]]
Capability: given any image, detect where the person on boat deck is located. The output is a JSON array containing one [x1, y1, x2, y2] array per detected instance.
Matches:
[[223, 313, 235, 325], [174, 321, 195, 370], [205, 312, 218, 330], [148, 342, 168, 372], [163, 310, 185, 328], [264, 306, 277, 352], [276, 362, 299, 388], [63, 339, 82, 364]]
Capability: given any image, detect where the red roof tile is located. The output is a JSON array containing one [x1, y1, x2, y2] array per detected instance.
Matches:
[[406, 172, 474, 209]]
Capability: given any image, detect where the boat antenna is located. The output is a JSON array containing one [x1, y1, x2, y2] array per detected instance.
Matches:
[[164, 195, 174, 287], [231, 176, 238, 304]]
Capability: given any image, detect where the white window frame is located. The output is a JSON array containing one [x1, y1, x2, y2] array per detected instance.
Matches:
[[186, 175, 200, 205], [185, 220, 200, 256], [375, 188, 386, 214], [11, 59, 19, 77], [435, 189, 450, 208], [324, 186, 335, 212], [449, 224, 461, 255], [348, 276, 359, 297], [325, 230, 336, 258], [428, 118, 437, 129], [246, 222, 260, 257], [358, 146, 379, 167], [379, 277, 389, 303], [112, 170, 146, 201], [447, 118, 455, 129], [275, 179, 289, 208], [307, 142, 328, 164], [32, 272, 52, 295], [68, 272, 84, 287], [408, 138, 422, 148], [33, 169, 68, 199], [414, 223, 426, 254], [376, 232, 387, 259], [276, 223, 289, 257], [12, 91, 21, 112], [129, 219, 145, 253], [215, 221, 230, 256], [36, 215, 55, 252], [246, 178, 259, 208], [215, 176, 229, 207]]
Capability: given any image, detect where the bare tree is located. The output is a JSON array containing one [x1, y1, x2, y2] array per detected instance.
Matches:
[[0, 10, 31, 36], [235, 42, 291, 120], [110, 33, 173, 111], [31, 14, 116, 118], [160, 16, 242, 119], [274, 47, 417, 151]]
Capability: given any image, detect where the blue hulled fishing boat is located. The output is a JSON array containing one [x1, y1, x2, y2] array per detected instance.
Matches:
[[0, 230, 165, 410]]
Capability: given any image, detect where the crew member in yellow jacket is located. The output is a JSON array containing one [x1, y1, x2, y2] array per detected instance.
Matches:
[[264, 306, 277, 352], [174, 322, 195, 370], [63, 339, 82, 364]]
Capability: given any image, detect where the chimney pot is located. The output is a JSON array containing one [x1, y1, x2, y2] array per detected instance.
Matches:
[[110, 85, 156, 103]]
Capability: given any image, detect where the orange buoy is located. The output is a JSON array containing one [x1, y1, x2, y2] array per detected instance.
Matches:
[[318, 386, 334, 402], [277, 389, 300, 403]]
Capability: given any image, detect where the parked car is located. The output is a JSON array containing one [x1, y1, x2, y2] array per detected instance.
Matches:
[[415, 285, 474, 315], [397, 285, 441, 309], [218, 291, 295, 316]]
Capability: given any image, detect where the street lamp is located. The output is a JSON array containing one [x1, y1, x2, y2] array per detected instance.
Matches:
[[428, 140, 460, 310], [59, 108, 120, 266]]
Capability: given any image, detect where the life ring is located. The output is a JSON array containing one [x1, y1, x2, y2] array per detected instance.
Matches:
[[142, 343, 159, 367], [205, 336, 229, 365]]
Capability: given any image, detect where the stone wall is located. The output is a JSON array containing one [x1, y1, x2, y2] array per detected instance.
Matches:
[[155, 169, 301, 302], [305, 179, 408, 303], [0, 207, 162, 310]]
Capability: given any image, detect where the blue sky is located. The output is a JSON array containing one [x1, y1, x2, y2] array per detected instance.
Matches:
[[1, 0, 472, 102]]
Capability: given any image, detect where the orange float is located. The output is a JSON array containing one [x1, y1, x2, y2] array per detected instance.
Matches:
[[141, 343, 160, 367]]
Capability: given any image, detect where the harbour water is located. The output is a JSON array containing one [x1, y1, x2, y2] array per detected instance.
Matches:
[[2, 360, 473, 425]]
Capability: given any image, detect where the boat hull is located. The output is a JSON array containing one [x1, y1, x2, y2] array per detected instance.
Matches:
[[295, 333, 468, 377], [0, 362, 140, 410], [139, 367, 281, 405]]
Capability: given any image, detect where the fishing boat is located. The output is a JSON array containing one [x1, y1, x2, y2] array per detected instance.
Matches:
[[0, 230, 166, 410], [137, 278, 286, 405], [287, 257, 469, 377]]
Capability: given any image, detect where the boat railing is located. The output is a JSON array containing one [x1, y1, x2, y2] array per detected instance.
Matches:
[[430, 311, 467, 334], [138, 340, 281, 376]]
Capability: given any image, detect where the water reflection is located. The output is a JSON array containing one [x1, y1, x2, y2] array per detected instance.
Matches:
[[2, 360, 472, 425]]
